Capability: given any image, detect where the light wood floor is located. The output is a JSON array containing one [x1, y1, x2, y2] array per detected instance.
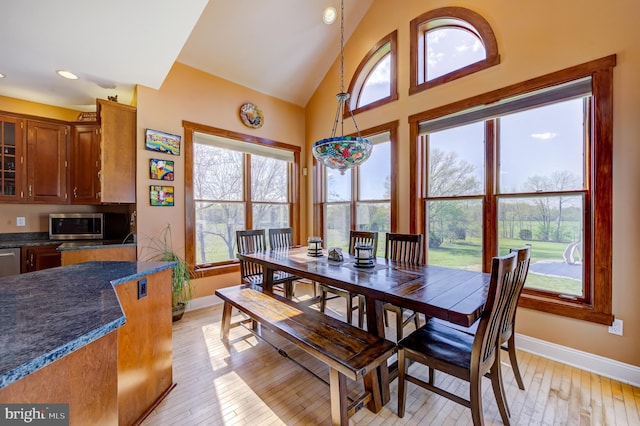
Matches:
[[142, 285, 640, 425]]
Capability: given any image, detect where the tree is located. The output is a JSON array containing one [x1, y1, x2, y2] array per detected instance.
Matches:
[[193, 146, 288, 263], [427, 149, 482, 241]]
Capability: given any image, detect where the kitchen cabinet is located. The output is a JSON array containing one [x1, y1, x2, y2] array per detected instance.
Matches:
[[70, 123, 100, 204], [97, 99, 136, 203], [21, 244, 61, 273], [26, 119, 69, 203], [0, 114, 25, 202]]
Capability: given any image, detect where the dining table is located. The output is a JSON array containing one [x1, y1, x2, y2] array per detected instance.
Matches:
[[236, 246, 492, 405]]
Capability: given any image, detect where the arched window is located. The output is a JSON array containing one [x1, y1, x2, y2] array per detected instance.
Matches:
[[410, 7, 499, 95], [347, 31, 397, 116]]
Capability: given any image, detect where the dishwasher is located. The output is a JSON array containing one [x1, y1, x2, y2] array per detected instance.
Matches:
[[0, 247, 20, 277]]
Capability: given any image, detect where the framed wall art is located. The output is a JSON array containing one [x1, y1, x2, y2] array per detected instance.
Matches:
[[150, 185, 174, 206], [149, 158, 174, 181], [145, 128, 181, 156]]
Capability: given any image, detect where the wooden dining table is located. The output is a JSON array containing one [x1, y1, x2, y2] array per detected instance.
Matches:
[[236, 246, 492, 405]]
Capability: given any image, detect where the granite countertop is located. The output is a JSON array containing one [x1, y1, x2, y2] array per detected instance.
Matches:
[[0, 231, 135, 250], [0, 261, 174, 389]]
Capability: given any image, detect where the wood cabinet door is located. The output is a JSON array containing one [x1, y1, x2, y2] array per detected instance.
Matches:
[[0, 115, 26, 202], [70, 123, 100, 204], [27, 120, 69, 203], [21, 245, 62, 273], [97, 99, 136, 203]]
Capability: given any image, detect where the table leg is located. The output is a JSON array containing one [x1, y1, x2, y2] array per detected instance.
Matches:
[[263, 268, 274, 292], [365, 297, 390, 405]]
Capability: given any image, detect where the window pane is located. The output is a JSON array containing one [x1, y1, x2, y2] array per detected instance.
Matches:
[[356, 202, 390, 257], [195, 201, 245, 264], [498, 195, 584, 297], [499, 98, 585, 193], [428, 122, 484, 197], [427, 26, 486, 81], [359, 141, 390, 200], [326, 168, 351, 201], [253, 204, 289, 230], [325, 203, 350, 251], [426, 199, 483, 270], [194, 144, 242, 200], [358, 54, 391, 107], [251, 155, 288, 202]]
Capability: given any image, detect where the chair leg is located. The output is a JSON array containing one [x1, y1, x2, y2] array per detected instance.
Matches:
[[413, 312, 420, 329], [397, 349, 407, 418], [507, 333, 525, 390], [345, 295, 353, 325], [357, 296, 365, 328], [489, 353, 511, 424], [383, 309, 389, 327], [469, 371, 485, 426], [396, 308, 404, 341]]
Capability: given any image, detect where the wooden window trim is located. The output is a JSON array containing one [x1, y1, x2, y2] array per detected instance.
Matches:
[[345, 31, 398, 118], [409, 7, 500, 96], [409, 55, 616, 325], [183, 120, 301, 278]]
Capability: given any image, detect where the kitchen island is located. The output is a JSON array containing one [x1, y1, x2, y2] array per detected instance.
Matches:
[[0, 261, 175, 425]]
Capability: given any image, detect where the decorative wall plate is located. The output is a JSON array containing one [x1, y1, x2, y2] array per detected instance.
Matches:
[[239, 103, 264, 129]]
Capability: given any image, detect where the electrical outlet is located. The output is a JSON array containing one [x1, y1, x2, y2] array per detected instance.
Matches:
[[608, 318, 623, 336], [16, 217, 25, 227], [138, 279, 147, 300]]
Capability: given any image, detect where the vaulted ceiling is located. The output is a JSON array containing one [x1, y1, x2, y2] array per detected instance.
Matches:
[[0, 0, 373, 111]]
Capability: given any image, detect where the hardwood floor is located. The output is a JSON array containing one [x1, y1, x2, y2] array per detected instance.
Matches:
[[142, 284, 640, 425]]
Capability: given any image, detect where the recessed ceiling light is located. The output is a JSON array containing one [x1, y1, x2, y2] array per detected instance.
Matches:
[[56, 70, 78, 80], [323, 6, 337, 25], [0, 73, 4, 78]]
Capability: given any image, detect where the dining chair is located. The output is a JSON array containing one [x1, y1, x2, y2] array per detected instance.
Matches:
[[268, 227, 310, 298], [318, 230, 378, 328], [236, 229, 297, 299], [434, 245, 531, 396], [383, 233, 423, 340], [397, 251, 519, 425]]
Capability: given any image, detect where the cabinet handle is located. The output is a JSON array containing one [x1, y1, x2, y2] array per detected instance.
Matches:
[[28, 185, 32, 197], [97, 170, 101, 181], [73, 187, 77, 198]]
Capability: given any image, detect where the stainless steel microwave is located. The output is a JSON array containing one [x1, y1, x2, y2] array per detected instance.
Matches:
[[49, 213, 129, 240]]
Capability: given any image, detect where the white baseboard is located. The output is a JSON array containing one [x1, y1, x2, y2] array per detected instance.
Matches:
[[186, 294, 222, 312], [185, 294, 639, 387], [516, 333, 640, 387]]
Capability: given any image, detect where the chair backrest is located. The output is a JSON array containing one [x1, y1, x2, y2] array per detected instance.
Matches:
[[348, 231, 379, 256], [269, 227, 294, 250], [471, 251, 518, 377], [385, 233, 423, 265], [501, 245, 532, 338], [236, 229, 266, 280]]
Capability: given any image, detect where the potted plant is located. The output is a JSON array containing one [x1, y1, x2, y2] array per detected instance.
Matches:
[[140, 224, 193, 322]]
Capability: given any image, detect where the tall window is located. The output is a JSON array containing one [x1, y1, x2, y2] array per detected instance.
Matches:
[[410, 7, 499, 95], [347, 31, 397, 116], [411, 56, 615, 324], [318, 123, 398, 256], [184, 123, 300, 274]]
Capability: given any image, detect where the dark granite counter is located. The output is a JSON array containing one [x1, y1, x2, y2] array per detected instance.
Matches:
[[0, 261, 174, 389], [0, 232, 135, 250]]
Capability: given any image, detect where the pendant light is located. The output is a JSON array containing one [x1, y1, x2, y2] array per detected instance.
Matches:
[[312, 0, 372, 175]]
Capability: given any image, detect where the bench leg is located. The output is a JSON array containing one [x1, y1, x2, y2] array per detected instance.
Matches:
[[329, 368, 349, 426], [363, 367, 383, 413], [220, 301, 233, 340]]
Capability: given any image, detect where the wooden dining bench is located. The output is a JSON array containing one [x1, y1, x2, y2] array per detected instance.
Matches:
[[216, 285, 397, 426]]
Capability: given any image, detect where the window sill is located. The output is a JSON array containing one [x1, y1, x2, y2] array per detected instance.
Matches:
[[194, 262, 240, 278], [519, 293, 613, 325]]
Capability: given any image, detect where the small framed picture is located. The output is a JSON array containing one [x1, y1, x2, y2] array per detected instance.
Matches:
[[145, 129, 181, 156], [150, 185, 174, 206], [149, 159, 174, 181]]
